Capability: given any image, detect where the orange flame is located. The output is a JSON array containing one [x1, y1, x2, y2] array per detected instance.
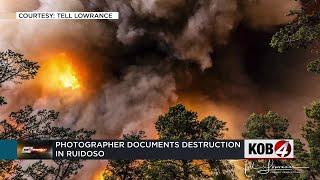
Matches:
[[38, 53, 81, 91], [92, 167, 107, 180], [58, 64, 80, 90]]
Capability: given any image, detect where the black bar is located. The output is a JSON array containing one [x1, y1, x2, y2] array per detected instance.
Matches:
[[18, 140, 244, 160]]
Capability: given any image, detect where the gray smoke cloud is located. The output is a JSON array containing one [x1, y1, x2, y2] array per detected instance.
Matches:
[[84, 0, 300, 69], [0, 0, 301, 66], [172, 0, 239, 69], [75, 66, 177, 138]]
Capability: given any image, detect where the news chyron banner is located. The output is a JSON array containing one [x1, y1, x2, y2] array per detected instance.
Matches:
[[0, 139, 294, 160]]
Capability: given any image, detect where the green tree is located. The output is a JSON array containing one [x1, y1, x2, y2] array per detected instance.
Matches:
[[270, 1, 320, 73], [270, 2, 320, 179], [302, 101, 320, 179], [243, 111, 290, 139], [103, 131, 145, 180], [150, 104, 234, 179], [0, 49, 39, 105], [0, 49, 40, 179], [0, 49, 95, 180], [103, 105, 235, 179], [140, 160, 183, 180], [243, 111, 306, 180], [140, 160, 204, 180], [1, 106, 95, 180], [270, 10, 320, 53]]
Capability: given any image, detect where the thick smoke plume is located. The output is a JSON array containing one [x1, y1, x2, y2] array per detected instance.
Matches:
[[0, 0, 309, 179], [76, 66, 177, 138]]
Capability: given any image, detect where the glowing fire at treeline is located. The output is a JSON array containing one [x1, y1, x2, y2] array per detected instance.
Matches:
[[38, 53, 81, 91]]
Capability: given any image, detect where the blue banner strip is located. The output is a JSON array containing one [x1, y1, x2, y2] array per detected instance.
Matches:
[[0, 140, 17, 160]]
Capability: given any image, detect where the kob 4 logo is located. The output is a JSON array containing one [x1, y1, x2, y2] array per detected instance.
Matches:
[[244, 139, 294, 159]]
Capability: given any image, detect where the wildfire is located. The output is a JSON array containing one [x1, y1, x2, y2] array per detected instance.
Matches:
[[92, 167, 107, 180], [39, 54, 81, 91], [92, 172, 104, 180], [58, 65, 80, 90]]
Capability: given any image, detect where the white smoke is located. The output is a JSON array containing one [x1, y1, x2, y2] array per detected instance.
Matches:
[[0, 0, 110, 56], [173, 0, 239, 69], [130, 0, 187, 18]]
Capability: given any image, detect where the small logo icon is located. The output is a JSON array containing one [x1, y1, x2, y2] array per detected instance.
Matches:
[[274, 140, 291, 158], [22, 146, 33, 154], [21, 146, 47, 154]]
